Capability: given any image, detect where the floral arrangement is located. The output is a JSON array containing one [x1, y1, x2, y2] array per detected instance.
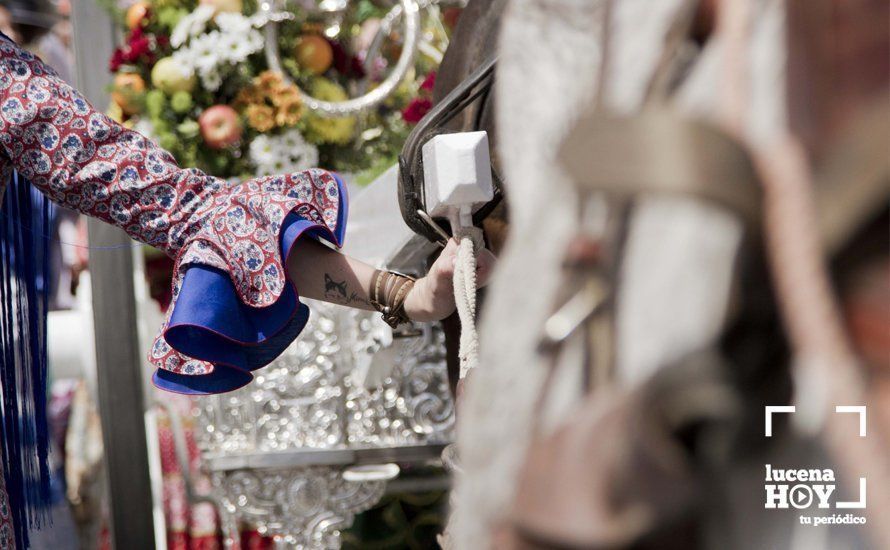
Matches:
[[101, 0, 456, 184]]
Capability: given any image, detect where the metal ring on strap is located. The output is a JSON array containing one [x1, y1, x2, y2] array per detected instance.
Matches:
[[261, 0, 421, 118]]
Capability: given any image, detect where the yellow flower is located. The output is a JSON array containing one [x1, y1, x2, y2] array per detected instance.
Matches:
[[275, 96, 303, 127], [270, 85, 300, 107], [305, 116, 355, 145], [236, 72, 304, 132], [303, 78, 355, 144], [256, 70, 285, 96], [311, 77, 348, 102], [235, 87, 263, 108], [246, 104, 275, 132]]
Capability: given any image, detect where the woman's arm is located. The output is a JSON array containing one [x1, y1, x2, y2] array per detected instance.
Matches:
[[288, 238, 496, 322], [0, 38, 221, 256], [0, 37, 496, 322], [287, 238, 376, 311]]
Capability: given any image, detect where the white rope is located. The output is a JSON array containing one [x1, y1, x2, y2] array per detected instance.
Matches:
[[453, 227, 483, 378]]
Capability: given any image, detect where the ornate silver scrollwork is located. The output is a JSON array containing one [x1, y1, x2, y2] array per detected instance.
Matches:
[[195, 300, 453, 548], [194, 302, 453, 455], [211, 468, 386, 547], [261, 0, 421, 117]]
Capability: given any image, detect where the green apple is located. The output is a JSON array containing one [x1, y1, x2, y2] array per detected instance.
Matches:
[[151, 57, 196, 94]]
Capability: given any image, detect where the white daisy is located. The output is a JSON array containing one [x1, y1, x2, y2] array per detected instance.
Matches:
[[190, 31, 222, 75], [200, 68, 222, 91], [170, 5, 216, 47], [245, 29, 265, 52], [217, 31, 261, 64], [280, 131, 300, 149], [249, 130, 318, 176], [215, 12, 252, 35], [285, 133, 318, 170], [171, 48, 197, 74], [272, 138, 295, 159], [249, 135, 278, 167]]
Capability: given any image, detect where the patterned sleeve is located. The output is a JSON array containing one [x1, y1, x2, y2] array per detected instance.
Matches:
[[0, 38, 224, 255], [0, 37, 348, 395]]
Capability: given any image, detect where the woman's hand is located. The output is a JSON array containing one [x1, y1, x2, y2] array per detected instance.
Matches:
[[404, 239, 497, 322], [287, 236, 495, 322]]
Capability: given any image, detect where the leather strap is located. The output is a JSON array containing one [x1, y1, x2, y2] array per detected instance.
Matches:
[[558, 110, 762, 227], [370, 270, 416, 328]]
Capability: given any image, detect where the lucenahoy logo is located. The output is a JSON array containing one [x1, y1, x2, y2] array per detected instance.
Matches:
[[763, 405, 867, 526]]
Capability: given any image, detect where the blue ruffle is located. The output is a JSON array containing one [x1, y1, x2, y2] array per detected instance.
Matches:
[[152, 174, 348, 395]]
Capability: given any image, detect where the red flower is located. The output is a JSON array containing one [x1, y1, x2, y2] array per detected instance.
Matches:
[[108, 27, 161, 71], [402, 97, 432, 124], [109, 49, 125, 72], [328, 39, 366, 79], [128, 36, 151, 60], [420, 71, 436, 92]]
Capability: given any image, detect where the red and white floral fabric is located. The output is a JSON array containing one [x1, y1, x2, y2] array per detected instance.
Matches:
[[0, 37, 343, 383]]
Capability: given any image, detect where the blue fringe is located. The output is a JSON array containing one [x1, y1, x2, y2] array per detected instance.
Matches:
[[0, 171, 52, 549]]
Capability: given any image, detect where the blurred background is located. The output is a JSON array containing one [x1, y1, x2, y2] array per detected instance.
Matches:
[[0, 0, 887, 549]]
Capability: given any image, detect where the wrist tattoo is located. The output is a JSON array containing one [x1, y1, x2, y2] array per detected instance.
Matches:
[[323, 273, 370, 306], [324, 274, 347, 296]]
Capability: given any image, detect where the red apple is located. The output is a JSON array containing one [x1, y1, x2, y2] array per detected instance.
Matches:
[[199, 105, 242, 149]]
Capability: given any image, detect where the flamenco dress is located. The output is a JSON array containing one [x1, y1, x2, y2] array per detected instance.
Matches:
[[0, 33, 347, 547]]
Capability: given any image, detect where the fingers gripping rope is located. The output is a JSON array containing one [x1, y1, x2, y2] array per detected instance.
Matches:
[[419, 130, 494, 377], [453, 227, 483, 378]]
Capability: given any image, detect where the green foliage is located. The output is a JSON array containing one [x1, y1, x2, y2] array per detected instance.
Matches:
[[353, 0, 389, 23], [152, 0, 197, 10], [156, 6, 189, 29], [342, 489, 448, 550], [158, 132, 178, 150]]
